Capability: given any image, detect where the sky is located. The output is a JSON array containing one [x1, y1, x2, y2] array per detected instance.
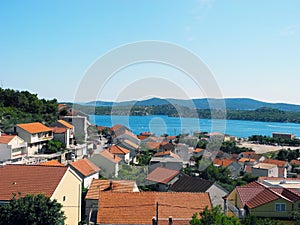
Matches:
[[1, 0, 300, 104]]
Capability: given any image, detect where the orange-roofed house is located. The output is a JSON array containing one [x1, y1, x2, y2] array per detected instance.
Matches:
[[0, 164, 82, 225], [85, 179, 139, 223], [108, 144, 131, 163], [96, 192, 212, 225], [0, 134, 27, 163], [153, 150, 180, 159], [70, 158, 101, 188], [213, 158, 243, 178], [89, 150, 121, 178], [263, 159, 291, 178], [51, 120, 75, 148], [16, 122, 53, 156], [227, 181, 300, 219], [146, 167, 180, 191]]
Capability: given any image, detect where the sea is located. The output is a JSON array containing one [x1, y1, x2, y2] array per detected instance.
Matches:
[[89, 115, 300, 138]]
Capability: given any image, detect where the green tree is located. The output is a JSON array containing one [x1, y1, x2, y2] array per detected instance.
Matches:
[[0, 193, 65, 225], [189, 206, 240, 225], [241, 214, 283, 225]]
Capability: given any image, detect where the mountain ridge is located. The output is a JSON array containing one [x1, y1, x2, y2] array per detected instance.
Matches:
[[84, 98, 300, 112]]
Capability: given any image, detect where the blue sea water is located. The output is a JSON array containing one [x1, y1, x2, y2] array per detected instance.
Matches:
[[89, 115, 300, 138]]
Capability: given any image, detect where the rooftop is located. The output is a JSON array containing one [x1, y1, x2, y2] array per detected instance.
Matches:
[[146, 167, 180, 184], [100, 150, 122, 164], [17, 122, 52, 134], [0, 164, 68, 200], [253, 163, 277, 170], [97, 192, 211, 225], [85, 179, 138, 199], [70, 158, 100, 177], [0, 135, 16, 144], [108, 145, 130, 155], [57, 120, 74, 129]]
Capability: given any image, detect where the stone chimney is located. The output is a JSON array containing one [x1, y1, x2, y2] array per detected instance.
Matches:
[[222, 195, 228, 216]]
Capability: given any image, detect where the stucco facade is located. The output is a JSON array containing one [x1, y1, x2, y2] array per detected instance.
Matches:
[[52, 168, 82, 225]]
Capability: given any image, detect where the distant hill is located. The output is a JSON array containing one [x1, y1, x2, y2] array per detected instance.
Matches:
[[86, 98, 300, 112]]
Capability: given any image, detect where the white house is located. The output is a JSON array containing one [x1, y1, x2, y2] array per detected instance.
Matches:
[[89, 150, 121, 178], [70, 158, 101, 188], [0, 134, 27, 163], [16, 122, 53, 156]]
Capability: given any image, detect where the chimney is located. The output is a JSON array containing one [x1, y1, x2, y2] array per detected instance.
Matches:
[[109, 180, 113, 191], [152, 217, 157, 225], [168, 216, 173, 225]]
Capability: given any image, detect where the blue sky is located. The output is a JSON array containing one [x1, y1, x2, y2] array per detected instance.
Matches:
[[1, 0, 300, 104]]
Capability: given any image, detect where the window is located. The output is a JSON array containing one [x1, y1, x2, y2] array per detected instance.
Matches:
[[275, 203, 286, 212]]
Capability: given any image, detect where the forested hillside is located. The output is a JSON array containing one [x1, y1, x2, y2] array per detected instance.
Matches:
[[0, 88, 58, 131]]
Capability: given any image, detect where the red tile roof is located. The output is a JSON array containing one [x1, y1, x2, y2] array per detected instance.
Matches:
[[85, 179, 138, 199], [0, 164, 68, 200], [57, 120, 74, 129], [108, 145, 130, 155], [52, 126, 67, 134], [146, 167, 179, 184], [39, 160, 65, 167], [154, 151, 180, 159], [100, 150, 122, 163], [70, 158, 100, 177], [17, 122, 52, 134], [97, 192, 212, 225], [235, 181, 300, 209], [213, 158, 234, 168], [110, 124, 127, 131], [193, 148, 204, 153], [0, 135, 16, 144], [263, 159, 287, 168]]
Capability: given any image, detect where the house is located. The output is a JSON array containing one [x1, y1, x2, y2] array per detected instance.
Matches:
[[263, 159, 291, 178], [69, 158, 101, 188], [145, 167, 180, 191], [108, 144, 131, 163], [251, 163, 278, 177], [0, 134, 27, 163], [110, 124, 131, 137], [272, 133, 295, 140], [238, 151, 264, 162], [85, 179, 139, 224], [227, 181, 300, 219], [62, 116, 89, 141], [0, 164, 82, 225], [174, 143, 190, 161], [51, 120, 75, 148], [153, 150, 180, 159], [149, 157, 183, 173], [96, 192, 212, 225], [138, 132, 155, 140], [16, 122, 53, 156], [89, 150, 121, 178], [169, 175, 228, 208]]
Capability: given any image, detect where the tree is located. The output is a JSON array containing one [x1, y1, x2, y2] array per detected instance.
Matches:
[[189, 206, 241, 225], [0, 193, 65, 225]]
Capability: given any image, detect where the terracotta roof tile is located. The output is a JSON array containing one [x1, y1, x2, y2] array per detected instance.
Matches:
[[17, 122, 52, 134], [263, 159, 287, 168], [100, 150, 122, 163], [235, 181, 300, 209], [39, 160, 65, 167], [213, 158, 234, 168], [57, 120, 74, 129], [70, 158, 100, 177], [0, 164, 68, 200], [0, 135, 16, 144], [108, 145, 130, 155], [97, 192, 211, 225], [146, 167, 179, 184], [154, 151, 180, 159], [86, 179, 138, 199], [238, 158, 256, 163], [52, 126, 67, 134]]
